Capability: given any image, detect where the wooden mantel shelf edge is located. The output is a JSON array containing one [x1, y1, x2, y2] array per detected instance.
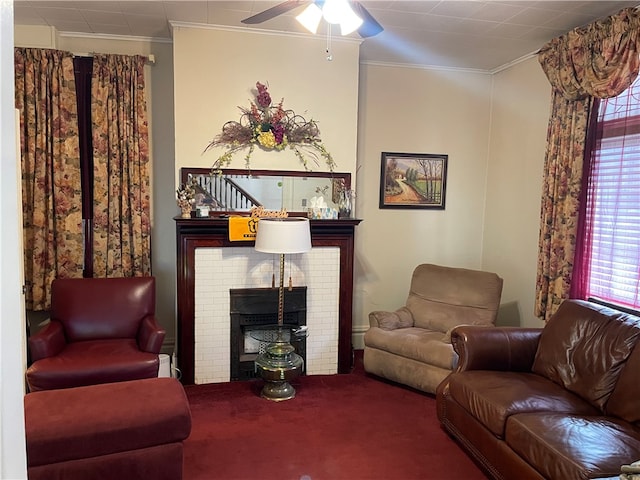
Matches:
[[174, 216, 362, 226]]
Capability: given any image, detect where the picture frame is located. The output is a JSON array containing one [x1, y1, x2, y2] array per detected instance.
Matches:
[[379, 152, 448, 210]]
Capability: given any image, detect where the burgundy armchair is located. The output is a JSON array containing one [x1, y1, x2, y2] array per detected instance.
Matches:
[[26, 276, 166, 392]]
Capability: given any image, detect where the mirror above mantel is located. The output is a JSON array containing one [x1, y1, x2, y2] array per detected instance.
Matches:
[[180, 168, 352, 216]]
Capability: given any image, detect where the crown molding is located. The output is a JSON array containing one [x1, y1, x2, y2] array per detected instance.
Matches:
[[489, 51, 538, 75], [360, 59, 491, 75], [58, 31, 172, 44], [169, 21, 362, 46]]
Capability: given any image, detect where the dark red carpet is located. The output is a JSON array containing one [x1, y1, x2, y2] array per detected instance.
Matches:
[[183, 352, 488, 480]]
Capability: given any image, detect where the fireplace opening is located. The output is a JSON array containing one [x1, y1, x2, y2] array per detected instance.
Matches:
[[230, 287, 307, 381]]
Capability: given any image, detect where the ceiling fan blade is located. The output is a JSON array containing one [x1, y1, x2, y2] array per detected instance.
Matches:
[[241, 0, 310, 25], [351, 1, 384, 38]]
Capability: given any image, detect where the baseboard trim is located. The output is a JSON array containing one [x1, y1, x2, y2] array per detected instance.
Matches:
[[352, 325, 368, 350]]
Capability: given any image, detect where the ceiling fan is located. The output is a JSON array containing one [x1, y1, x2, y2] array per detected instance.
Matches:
[[241, 0, 384, 38]]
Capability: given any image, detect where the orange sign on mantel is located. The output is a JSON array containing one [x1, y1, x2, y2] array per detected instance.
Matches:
[[228, 216, 259, 241]]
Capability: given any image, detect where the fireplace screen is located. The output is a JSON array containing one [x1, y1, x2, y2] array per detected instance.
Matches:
[[230, 287, 307, 381]]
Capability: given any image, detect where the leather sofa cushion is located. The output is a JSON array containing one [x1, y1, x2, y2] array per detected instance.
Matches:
[[506, 413, 640, 480], [448, 370, 599, 438], [25, 377, 192, 467], [532, 300, 640, 411], [26, 339, 159, 391], [363, 327, 456, 370], [606, 331, 640, 425]]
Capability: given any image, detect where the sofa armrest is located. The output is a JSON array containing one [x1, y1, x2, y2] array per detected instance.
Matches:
[[137, 315, 166, 353], [451, 326, 542, 372], [368, 307, 414, 330], [28, 320, 66, 362]]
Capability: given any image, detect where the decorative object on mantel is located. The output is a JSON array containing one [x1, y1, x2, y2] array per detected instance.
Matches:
[[176, 180, 197, 218], [338, 188, 355, 218], [228, 217, 259, 242], [204, 82, 335, 174], [307, 195, 338, 219], [228, 207, 289, 242], [250, 206, 288, 219]]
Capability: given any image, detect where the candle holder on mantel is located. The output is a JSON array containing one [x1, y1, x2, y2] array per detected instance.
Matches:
[[253, 217, 311, 401]]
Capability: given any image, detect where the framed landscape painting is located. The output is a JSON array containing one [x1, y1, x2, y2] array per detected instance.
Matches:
[[379, 152, 448, 210]]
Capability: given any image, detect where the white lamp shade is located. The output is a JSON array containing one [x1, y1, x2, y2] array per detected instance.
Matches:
[[255, 218, 312, 254], [296, 3, 323, 34]]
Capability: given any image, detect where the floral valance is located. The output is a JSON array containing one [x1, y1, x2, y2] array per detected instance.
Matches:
[[538, 7, 640, 101]]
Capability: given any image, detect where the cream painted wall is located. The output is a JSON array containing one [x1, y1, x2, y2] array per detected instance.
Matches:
[[14, 26, 178, 352], [482, 57, 551, 328], [172, 24, 360, 177], [354, 64, 494, 346]]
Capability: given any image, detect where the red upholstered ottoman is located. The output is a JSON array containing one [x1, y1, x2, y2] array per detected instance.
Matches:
[[24, 377, 192, 480]]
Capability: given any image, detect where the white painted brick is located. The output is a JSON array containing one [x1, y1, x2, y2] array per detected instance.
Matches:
[[194, 246, 340, 384]]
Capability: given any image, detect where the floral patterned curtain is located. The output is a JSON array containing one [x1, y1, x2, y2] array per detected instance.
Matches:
[[14, 48, 84, 311], [91, 54, 151, 277], [535, 7, 640, 321]]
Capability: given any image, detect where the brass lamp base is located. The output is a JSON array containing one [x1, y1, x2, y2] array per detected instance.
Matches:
[[255, 341, 304, 401]]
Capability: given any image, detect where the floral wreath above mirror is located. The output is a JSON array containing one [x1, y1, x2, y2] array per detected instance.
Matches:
[[204, 82, 335, 174]]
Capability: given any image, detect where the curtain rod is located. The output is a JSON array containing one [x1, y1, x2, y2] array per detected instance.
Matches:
[[72, 53, 156, 65]]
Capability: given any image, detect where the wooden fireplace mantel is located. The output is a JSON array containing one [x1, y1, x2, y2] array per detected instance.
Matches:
[[174, 216, 362, 384]]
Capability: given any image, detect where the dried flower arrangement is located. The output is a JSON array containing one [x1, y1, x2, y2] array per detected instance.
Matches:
[[176, 180, 197, 217], [204, 82, 335, 174]]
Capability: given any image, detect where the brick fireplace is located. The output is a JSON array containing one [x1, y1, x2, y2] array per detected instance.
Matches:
[[194, 247, 339, 384], [175, 217, 361, 384]]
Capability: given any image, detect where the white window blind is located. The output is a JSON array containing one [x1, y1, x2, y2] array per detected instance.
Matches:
[[585, 80, 640, 309]]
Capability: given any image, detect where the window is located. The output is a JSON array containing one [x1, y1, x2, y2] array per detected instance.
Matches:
[[576, 77, 640, 310]]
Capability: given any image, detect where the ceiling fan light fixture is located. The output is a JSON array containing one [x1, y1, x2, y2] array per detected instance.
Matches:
[[296, 3, 323, 34], [321, 0, 362, 35], [321, 0, 344, 24], [338, 7, 363, 35]]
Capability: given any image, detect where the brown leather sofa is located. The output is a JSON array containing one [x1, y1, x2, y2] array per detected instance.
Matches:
[[26, 276, 166, 391], [436, 299, 640, 480]]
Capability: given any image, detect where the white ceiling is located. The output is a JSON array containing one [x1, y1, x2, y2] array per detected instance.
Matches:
[[13, 1, 640, 72]]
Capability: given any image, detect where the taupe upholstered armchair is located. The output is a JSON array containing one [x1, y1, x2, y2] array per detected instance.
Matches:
[[363, 264, 503, 394]]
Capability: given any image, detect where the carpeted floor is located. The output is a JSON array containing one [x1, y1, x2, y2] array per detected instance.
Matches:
[[182, 352, 488, 480]]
